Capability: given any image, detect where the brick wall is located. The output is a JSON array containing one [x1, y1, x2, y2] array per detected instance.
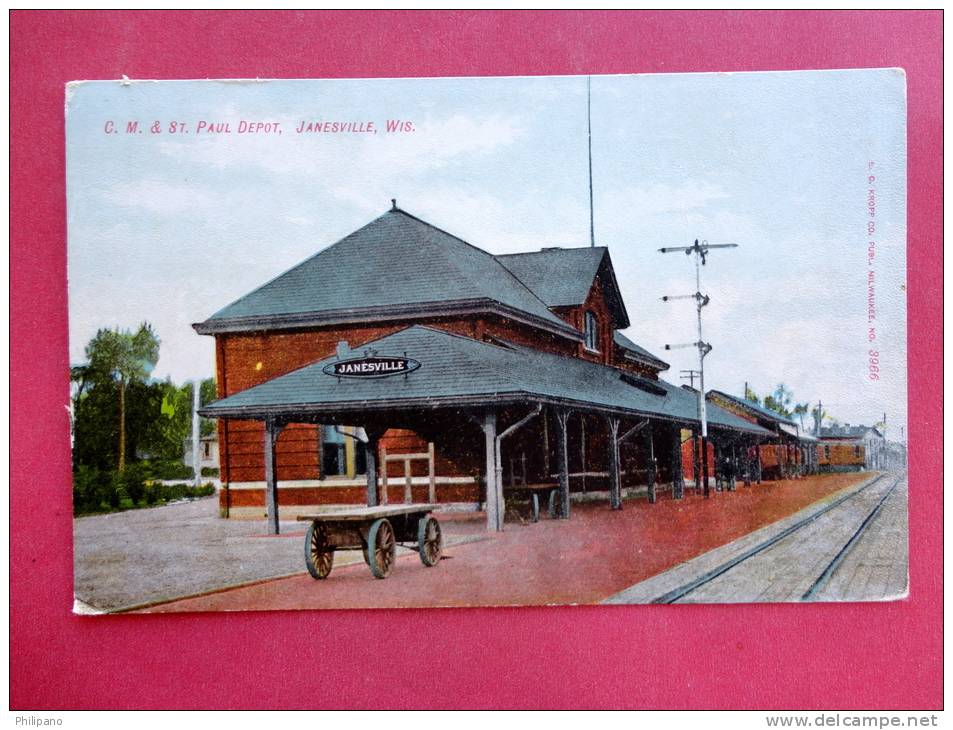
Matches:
[[214, 314, 577, 487]]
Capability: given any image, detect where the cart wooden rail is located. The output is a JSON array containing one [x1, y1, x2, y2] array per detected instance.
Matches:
[[296, 504, 442, 579]]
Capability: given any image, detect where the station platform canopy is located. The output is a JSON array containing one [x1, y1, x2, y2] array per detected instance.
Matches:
[[201, 325, 771, 438]]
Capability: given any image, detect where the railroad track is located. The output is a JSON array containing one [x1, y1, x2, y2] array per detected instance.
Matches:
[[650, 471, 905, 604]]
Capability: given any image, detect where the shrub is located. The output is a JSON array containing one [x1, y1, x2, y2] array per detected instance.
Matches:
[[185, 483, 216, 499], [143, 482, 160, 505], [73, 465, 108, 513], [146, 460, 194, 480], [161, 482, 188, 502], [119, 463, 149, 505], [201, 467, 219, 477], [105, 473, 122, 509]]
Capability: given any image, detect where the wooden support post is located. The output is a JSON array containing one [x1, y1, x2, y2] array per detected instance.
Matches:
[[702, 435, 710, 498], [605, 416, 621, 510], [482, 412, 502, 531], [729, 443, 737, 491], [542, 414, 550, 477], [691, 428, 701, 493], [580, 417, 587, 494], [379, 445, 388, 505], [555, 409, 571, 519], [427, 441, 436, 503], [263, 418, 285, 535], [672, 425, 685, 499], [645, 426, 656, 504], [403, 458, 413, 504], [365, 432, 381, 507], [713, 441, 721, 491], [489, 404, 542, 527]]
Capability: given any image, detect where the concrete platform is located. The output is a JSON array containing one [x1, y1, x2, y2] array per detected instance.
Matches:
[[73, 496, 486, 612], [130, 471, 875, 612]]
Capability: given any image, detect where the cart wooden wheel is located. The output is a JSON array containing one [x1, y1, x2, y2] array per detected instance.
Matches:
[[305, 522, 334, 580], [417, 515, 442, 567], [530, 493, 540, 523], [367, 518, 396, 579]]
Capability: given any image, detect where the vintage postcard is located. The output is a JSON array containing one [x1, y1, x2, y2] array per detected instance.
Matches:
[[67, 71, 907, 613]]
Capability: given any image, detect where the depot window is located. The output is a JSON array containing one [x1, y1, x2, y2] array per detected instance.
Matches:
[[584, 311, 599, 352], [321, 426, 367, 478]]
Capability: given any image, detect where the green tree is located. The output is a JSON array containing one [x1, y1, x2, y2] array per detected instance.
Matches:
[[84, 323, 160, 471], [201, 379, 217, 434], [744, 385, 761, 405], [764, 383, 794, 417], [793, 402, 810, 429], [810, 404, 829, 433], [142, 377, 218, 461]]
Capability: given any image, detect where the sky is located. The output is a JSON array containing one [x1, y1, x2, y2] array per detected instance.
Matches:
[[66, 70, 907, 437]]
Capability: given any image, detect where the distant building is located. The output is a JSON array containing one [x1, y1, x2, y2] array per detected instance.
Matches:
[[183, 434, 219, 473], [818, 424, 885, 471]]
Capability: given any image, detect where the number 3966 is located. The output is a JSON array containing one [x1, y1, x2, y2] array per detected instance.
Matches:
[[868, 350, 880, 380]]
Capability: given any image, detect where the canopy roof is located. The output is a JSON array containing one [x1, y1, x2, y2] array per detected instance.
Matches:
[[201, 325, 771, 437], [707, 389, 798, 426]]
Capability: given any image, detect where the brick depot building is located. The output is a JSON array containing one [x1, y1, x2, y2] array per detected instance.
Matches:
[[196, 205, 772, 531]]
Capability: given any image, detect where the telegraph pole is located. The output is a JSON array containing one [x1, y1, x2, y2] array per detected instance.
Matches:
[[192, 380, 201, 487], [660, 239, 738, 496], [660, 239, 738, 439], [680, 369, 701, 389]]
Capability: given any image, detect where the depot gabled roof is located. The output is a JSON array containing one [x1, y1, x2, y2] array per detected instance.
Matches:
[[193, 207, 580, 341], [495, 246, 629, 329], [201, 325, 771, 437]]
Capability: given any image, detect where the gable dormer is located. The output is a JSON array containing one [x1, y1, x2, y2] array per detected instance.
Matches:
[[495, 246, 628, 363], [496, 246, 665, 375]]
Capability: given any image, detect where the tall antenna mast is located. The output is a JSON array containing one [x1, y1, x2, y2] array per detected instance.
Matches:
[[587, 75, 595, 247]]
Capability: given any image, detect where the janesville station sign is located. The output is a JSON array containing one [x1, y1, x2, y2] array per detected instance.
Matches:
[[323, 356, 421, 379]]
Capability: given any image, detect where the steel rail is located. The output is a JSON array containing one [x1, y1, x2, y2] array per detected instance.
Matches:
[[650, 472, 890, 604], [800, 472, 904, 601]]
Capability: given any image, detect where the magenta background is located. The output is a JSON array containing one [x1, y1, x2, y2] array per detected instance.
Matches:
[[11, 11, 942, 709]]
